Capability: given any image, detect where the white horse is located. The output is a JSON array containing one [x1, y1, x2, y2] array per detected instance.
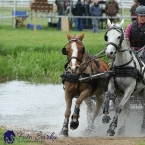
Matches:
[[102, 19, 145, 136]]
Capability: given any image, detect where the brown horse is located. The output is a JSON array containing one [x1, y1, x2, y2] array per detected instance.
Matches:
[[60, 33, 110, 136]]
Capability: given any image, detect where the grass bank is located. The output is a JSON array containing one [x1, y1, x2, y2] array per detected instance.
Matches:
[[0, 17, 131, 84]]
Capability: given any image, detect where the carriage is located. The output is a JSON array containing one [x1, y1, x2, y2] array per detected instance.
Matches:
[[59, 20, 145, 137]]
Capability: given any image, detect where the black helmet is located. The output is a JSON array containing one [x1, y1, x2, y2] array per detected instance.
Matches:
[[135, 5, 145, 16]]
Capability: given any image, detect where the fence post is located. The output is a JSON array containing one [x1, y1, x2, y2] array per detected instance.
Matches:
[[13, 0, 17, 28], [61, 17, 69, 32]]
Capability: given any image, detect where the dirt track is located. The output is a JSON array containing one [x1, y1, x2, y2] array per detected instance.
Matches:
[[44, 137, 145, 145]]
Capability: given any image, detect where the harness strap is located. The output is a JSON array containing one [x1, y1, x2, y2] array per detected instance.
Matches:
[[77, 82, 81, 96], [107, 42, 118, 50], [111, 57, 133, 69], [68, 56, 82, 63], [93, 59, 100, 73], [80, 61, 91, 73]]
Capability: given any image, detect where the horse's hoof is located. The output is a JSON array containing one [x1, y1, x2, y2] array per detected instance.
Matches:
[[59, 130, 68, 137], [102, 116, 111, 123], [70, 120, 79, 130], [107, 129, 115, 136]]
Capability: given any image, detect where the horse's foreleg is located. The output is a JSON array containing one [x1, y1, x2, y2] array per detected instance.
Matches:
[[82, 95, 103, 136], [107, 87, 134, 136], [70, 89, 91, 130], [107, 108, 120, 136], [102, 91, 112, 123], [102, 78, 115, 124], [60, 93, 73, 136], [91, 96, 103, 124], [70, 105, 80, 130], [117, 103, 129, 135], [85, 97, 95, 125]]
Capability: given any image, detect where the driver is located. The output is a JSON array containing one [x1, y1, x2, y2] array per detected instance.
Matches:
[[125, 5, 145, 51]]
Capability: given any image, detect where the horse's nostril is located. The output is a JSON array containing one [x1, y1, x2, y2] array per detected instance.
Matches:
[[110, 52, 113, 55], [68, 66, 71, 70]]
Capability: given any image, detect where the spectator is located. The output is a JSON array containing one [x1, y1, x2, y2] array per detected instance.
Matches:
[[55, 0, 63, 30], [83, 0, 92, 27], [138, 0, 145, 5], [64, 0, 70, 16], [89, 0, 102, 33], [125, 5, 145, 54], [130, 0, 139, 21], [72, 0, 85, 31], [105, 0, 119, 23]]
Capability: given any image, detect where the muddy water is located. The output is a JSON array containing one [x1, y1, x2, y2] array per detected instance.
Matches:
[[0, 81, 144, 137]]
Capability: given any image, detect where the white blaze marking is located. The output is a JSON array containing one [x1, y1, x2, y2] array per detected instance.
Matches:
[[71, 42, 78, 69]]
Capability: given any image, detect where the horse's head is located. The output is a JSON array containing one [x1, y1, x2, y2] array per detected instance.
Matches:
[[62, 33, 85, 74], [105, 19, 125, 59]]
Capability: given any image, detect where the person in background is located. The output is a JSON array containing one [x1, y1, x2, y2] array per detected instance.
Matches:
[[72, 0, 85, 31], [105, 0, 119, 23], [125, 5, 145, 62], [130, 0, 139, 21], [83, 0, 92, 27], [55, 0, 63, 30], [137, 0, 145, 6], [64, 0, 70, 16], [89, 0, 102, 33]]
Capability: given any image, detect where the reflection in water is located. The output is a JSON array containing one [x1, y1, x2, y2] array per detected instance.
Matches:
[[0, 81, 144, 137]]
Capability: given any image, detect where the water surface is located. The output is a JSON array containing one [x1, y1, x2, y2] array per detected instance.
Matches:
[[0, 81, 144, 137]]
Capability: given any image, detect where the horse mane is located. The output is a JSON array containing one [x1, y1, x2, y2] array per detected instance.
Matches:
[[84, 51, 95, 61], [120, 26, 130, 48], [124, 34, 130, 48]]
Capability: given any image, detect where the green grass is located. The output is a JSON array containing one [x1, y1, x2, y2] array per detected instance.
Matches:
[[0, 6, 133, 84], [0, 16, 132, 84], [138, 139, 145, 145]]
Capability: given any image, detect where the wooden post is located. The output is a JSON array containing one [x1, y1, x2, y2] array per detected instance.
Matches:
[[61, 17, 69, 32]]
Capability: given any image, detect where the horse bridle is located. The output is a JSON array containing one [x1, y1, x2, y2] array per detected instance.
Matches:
[[62, 38, 85, 65], [105, 25, 134, 68], [104, 25, 124, 53]]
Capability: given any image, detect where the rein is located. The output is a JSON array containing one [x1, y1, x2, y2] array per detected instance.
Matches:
[[111, 49, 134, 68]]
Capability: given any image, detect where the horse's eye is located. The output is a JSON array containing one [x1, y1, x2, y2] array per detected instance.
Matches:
[[117, 36, 121, 39]]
